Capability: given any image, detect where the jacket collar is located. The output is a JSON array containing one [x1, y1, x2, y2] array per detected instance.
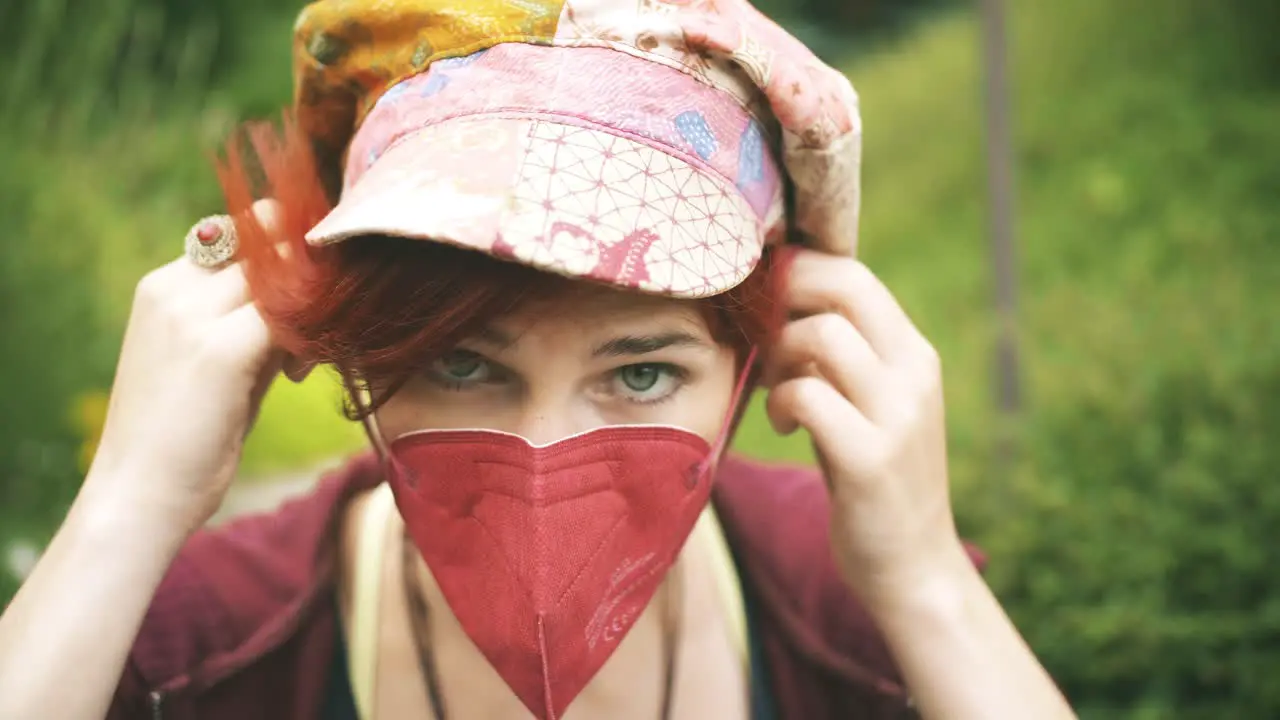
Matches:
[[137, 454, 383, 697]]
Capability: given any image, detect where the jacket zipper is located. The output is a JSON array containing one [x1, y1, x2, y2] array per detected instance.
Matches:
[[149, 690, 164, 720]]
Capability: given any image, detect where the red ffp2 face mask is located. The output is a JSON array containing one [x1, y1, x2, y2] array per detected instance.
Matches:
[[387, 426, 713, 718], [375, 350, 757, 719]]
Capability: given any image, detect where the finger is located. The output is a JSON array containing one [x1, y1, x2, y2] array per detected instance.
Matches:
[[763, 313, 885, 407], [250, 198, 284, 235], [141, 202, 282, 312], [145, 254, 212, 296], [185, 198, 282, 271], [766, 374, 876, 441], [245, 349, 287, 436], [165, 260, 249, 321], [198, 262, 251, 314], [787, 251, 927, 364], [241, 198, 291, 266], [209, 302, 275, 372], [188, 199, 287, 314], [766, 376, 890, 485]]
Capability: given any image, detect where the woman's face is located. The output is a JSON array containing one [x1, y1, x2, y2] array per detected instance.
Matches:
[[374, 286, 739, 446]]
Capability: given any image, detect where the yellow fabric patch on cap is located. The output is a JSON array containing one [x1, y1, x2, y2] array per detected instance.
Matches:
[[293, 0, 566, 185]]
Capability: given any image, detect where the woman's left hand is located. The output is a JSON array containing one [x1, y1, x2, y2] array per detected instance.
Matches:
[[763, 248, 967, 614]]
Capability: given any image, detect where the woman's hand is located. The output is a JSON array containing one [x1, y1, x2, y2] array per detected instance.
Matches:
[[763, 248, 963, 612], [764, 249, 1076, 720], [0, 203, 290, 720], [88, 201, 284, 532]]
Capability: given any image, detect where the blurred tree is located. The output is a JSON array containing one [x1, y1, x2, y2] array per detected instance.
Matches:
[[753, 0, 963, 59], [799, 0, 949, 29], [839, 0, 1280, 716]]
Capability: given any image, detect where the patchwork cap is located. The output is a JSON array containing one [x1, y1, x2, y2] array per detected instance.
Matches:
[[295, 0, 861, 298]]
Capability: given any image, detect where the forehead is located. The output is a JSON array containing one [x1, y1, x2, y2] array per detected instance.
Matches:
[[488, 285, 712, 341]]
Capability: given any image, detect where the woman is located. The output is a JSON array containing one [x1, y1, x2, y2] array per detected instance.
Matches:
[[0, 0, 1075, 718]]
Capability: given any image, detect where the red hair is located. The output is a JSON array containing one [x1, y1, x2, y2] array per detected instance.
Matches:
[[216, 117, 792, 414]]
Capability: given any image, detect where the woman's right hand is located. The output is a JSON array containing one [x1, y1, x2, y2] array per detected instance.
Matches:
[[0, 202, 290, 720], [88, 200, 283, 532]]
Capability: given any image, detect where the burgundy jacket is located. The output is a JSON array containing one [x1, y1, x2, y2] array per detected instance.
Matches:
[[107, 453, 983, 719]]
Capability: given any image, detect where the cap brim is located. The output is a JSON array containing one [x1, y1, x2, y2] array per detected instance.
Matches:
[[306, 116, 764, 298]]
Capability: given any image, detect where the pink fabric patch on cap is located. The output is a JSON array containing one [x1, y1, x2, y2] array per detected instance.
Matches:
[[346, 43, 783, 223]]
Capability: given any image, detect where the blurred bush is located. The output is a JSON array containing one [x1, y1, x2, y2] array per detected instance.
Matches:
[[737, 0, 1280, 715], [837, 1, 1280, 716], [3, 0, 1280, 717], [0, 0, 362, 603]]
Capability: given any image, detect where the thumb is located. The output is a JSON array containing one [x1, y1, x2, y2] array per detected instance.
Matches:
[[213, 302, 282, 434], [244, 349, 285, 437]]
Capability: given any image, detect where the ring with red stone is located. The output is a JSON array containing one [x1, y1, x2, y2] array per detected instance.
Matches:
[[184, 215, 239, 269]]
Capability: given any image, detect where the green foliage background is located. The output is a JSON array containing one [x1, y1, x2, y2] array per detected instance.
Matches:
[[2, 0, 1279, 716]]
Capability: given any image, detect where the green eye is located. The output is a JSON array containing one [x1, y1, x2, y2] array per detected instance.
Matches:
[[618, 364, 662, 392], [443, 355, 482, 378], [431, 351, 489, 386], [610, 363, 687, 406]]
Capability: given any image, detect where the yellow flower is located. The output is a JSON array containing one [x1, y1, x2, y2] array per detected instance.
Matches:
[[69, 390, 109, 473]]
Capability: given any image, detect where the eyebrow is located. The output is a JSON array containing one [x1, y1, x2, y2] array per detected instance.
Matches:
[[471, 325, 517, 348], [592, 332, 708, 358]]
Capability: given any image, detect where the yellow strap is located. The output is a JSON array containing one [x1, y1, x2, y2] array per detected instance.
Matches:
[[695, 505, 750, 669], [346, 488, 748, 720], [348, 482, 396, 720]]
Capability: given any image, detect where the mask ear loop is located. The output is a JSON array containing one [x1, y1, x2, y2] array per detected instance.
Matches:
[[696, 345, 760, 478], [339, 367, 393, 461]]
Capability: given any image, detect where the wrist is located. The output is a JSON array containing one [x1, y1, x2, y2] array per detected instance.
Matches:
[[78, 463, 206, 549], [856, 539, 980, 629]]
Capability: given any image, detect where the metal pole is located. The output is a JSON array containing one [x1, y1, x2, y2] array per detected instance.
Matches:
[[979, 0, 1022, 418]]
